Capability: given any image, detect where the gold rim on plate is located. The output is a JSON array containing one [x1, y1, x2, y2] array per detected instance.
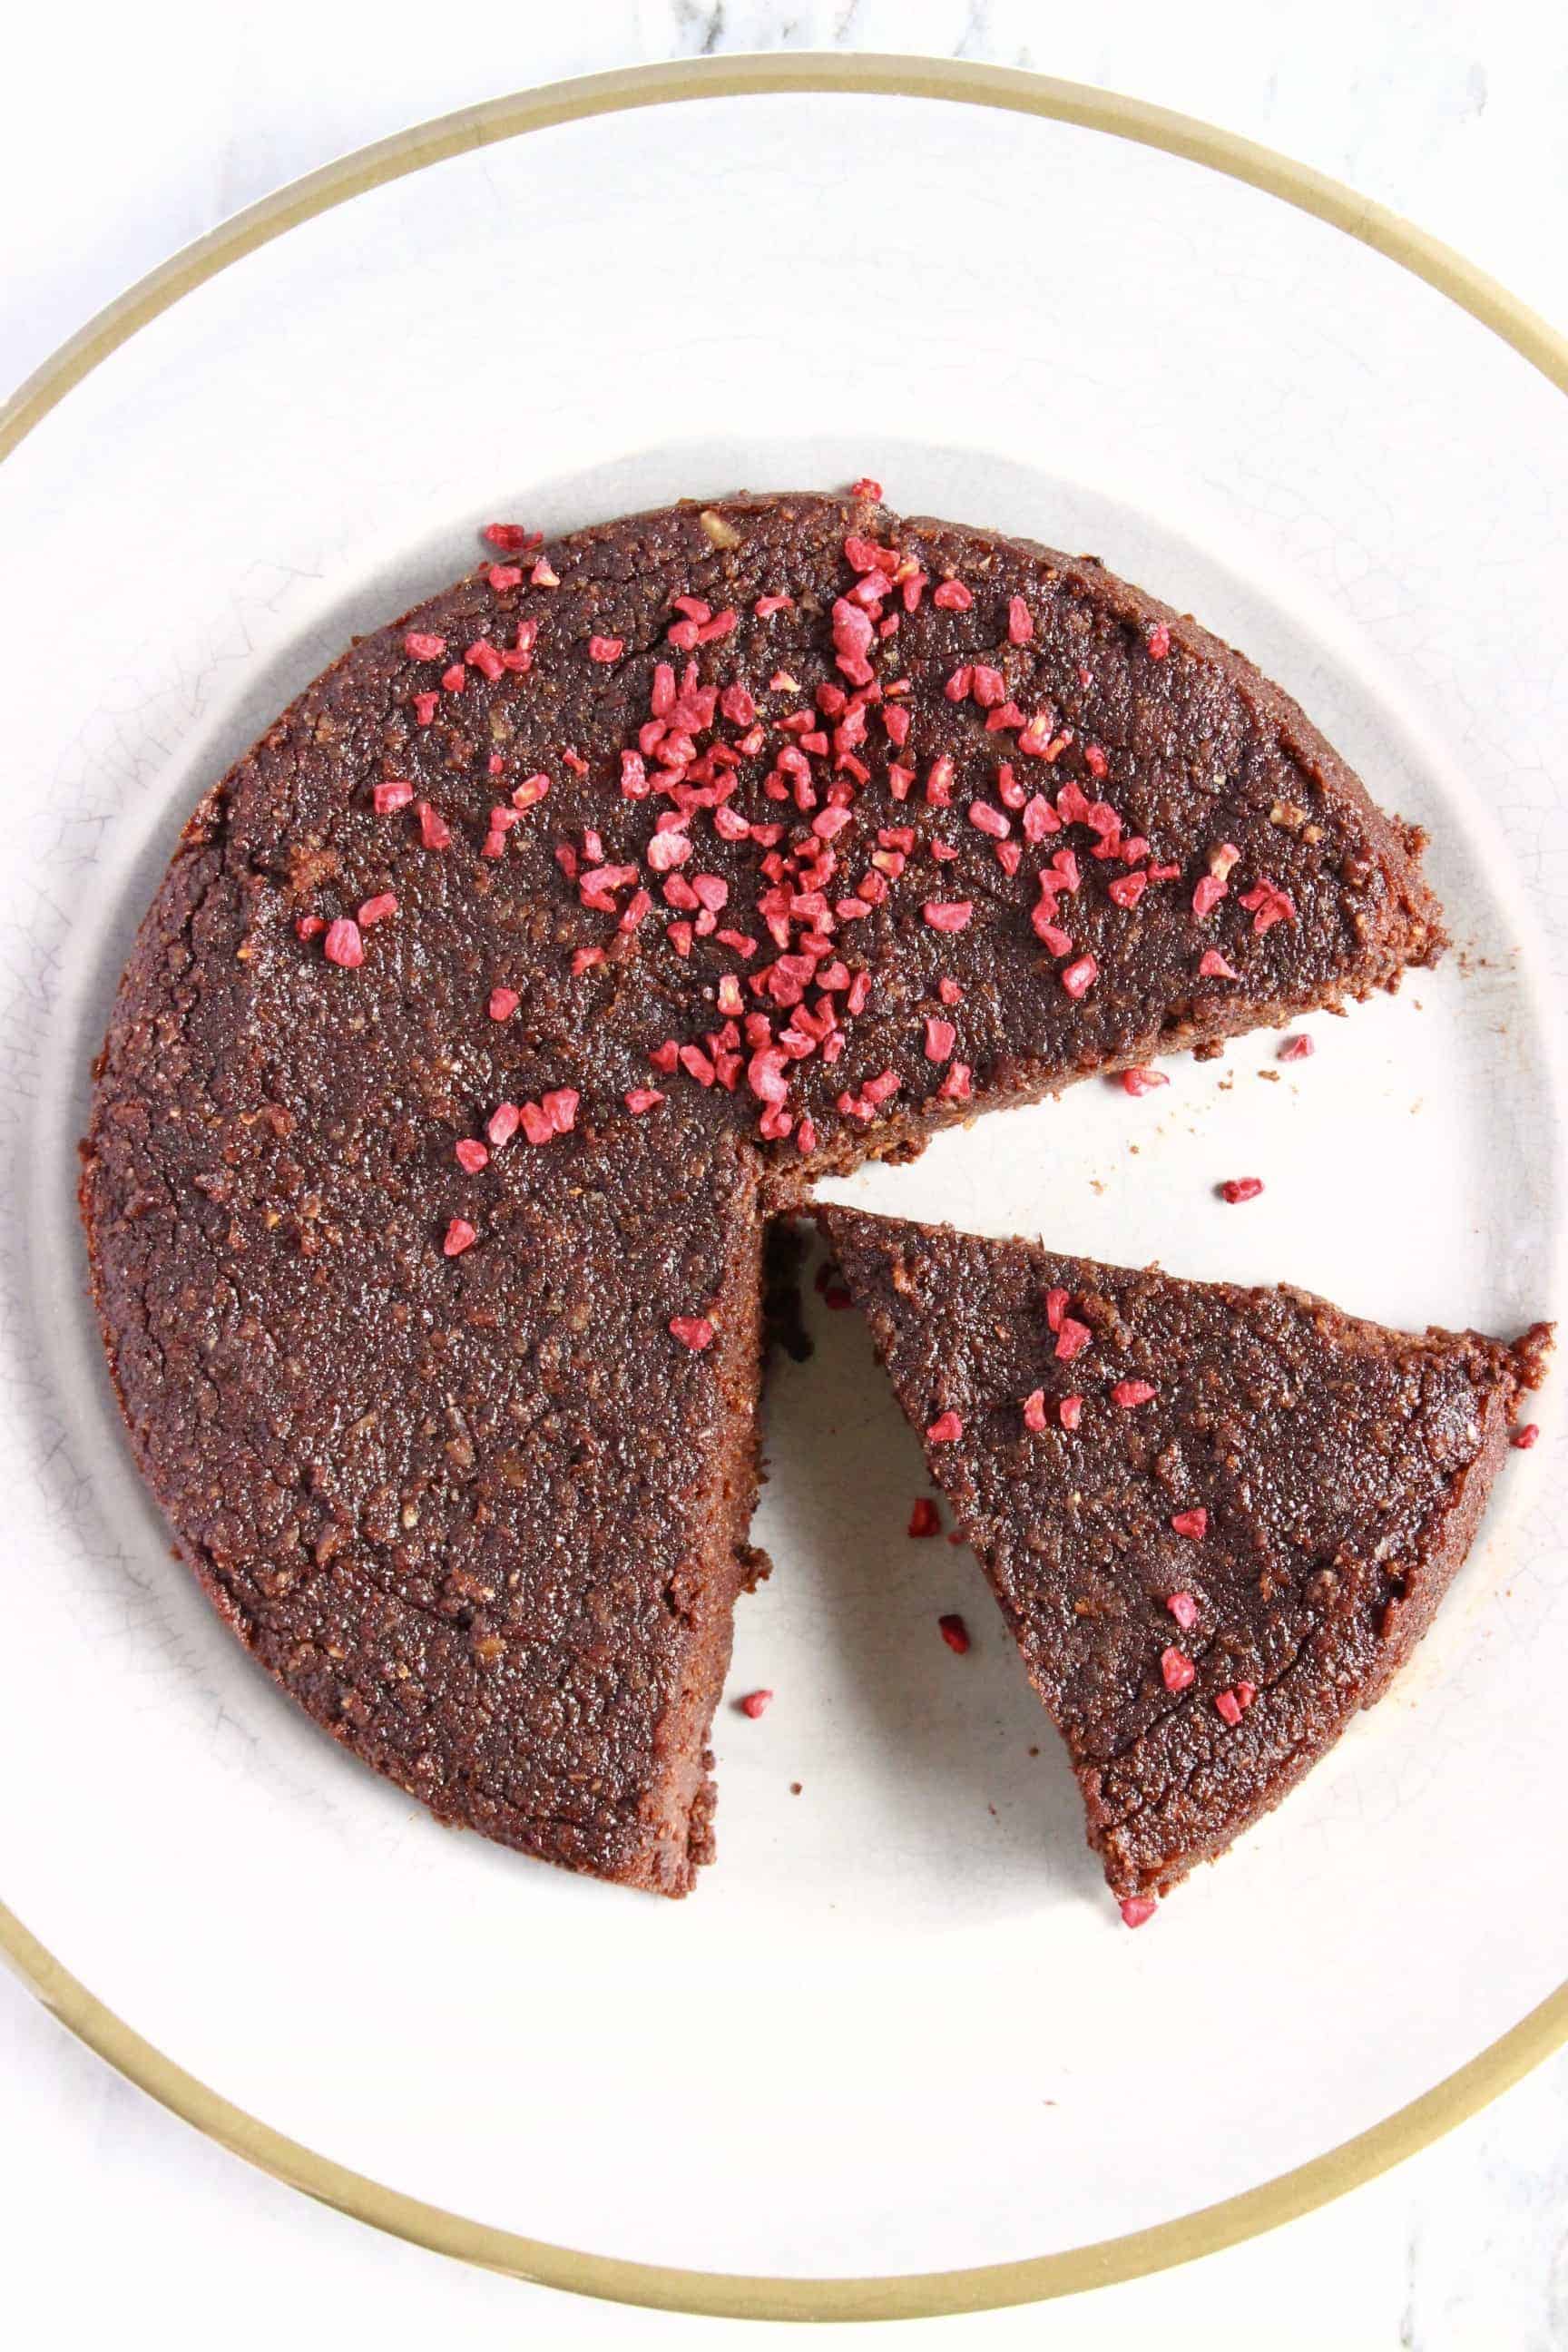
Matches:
[[1, 53, 1564, 2324]]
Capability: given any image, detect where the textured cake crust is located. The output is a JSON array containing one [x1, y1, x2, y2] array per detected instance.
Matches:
[[82, 489, 1448, 1891], [821, 1207, 1551, 1906]]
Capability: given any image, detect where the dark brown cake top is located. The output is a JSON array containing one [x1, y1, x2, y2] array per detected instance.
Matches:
[[82, 487, 1449, 1893], [230, 489, 1440, 1208], [822, 1207, 1550, 1911]]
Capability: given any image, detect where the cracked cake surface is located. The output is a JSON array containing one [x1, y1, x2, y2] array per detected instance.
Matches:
[[81, 486, 1450, 1892]]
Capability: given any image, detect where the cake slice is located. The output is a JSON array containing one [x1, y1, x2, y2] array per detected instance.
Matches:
[[820, 1207, 1551, 1919]]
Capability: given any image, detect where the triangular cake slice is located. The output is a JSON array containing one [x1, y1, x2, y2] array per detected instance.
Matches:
[[820, 1206, 1551, 1919]]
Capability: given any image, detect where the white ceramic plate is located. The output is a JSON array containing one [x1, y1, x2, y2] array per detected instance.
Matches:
[[1, 59, 1564, 2322]]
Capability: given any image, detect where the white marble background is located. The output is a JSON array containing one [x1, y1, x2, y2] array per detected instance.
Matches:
[[3, 4, 1564, 2346]]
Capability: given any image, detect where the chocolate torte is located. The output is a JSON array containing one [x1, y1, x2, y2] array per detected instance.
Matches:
[[821, 1207, 1551, 1916], [81, 488, 1447, 1892]]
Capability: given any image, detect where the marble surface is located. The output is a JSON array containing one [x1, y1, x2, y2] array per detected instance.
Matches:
[[2, 5, 1564, 2346]]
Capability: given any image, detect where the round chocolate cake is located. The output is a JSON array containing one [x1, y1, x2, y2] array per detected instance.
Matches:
[[81, 489, 1445, 1893]]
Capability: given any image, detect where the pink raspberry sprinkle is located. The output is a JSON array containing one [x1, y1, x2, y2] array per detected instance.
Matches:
[[1112, 1379, 1157, 1408], [1059, 1396, 1083, 1430], [1167, 1592, 1200, 1631], [670, 1315, 716, 1352], [1219, 1177, 1264, 1204], [938, 1613, 971, 1654], [487, 986, 519, 1022], [908, 1497, 941, 1538], [923, 901, 973, 934], [1121, 1067, 1168, 1098], [926, 1409, 964, 1444], [1120, 1896, 1158, 1928], [323, 918, 363, 968], [739, 1689, 773, 1720], [443, 1218, 477, 1258], [1239, 877, 1298, 934], [1171, 1509, 1208, 1542], [1161, 1646, 1195, 1692]]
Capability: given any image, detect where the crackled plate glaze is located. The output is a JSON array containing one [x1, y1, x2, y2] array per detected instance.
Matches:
[[0, 61, 1563, 2320]]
